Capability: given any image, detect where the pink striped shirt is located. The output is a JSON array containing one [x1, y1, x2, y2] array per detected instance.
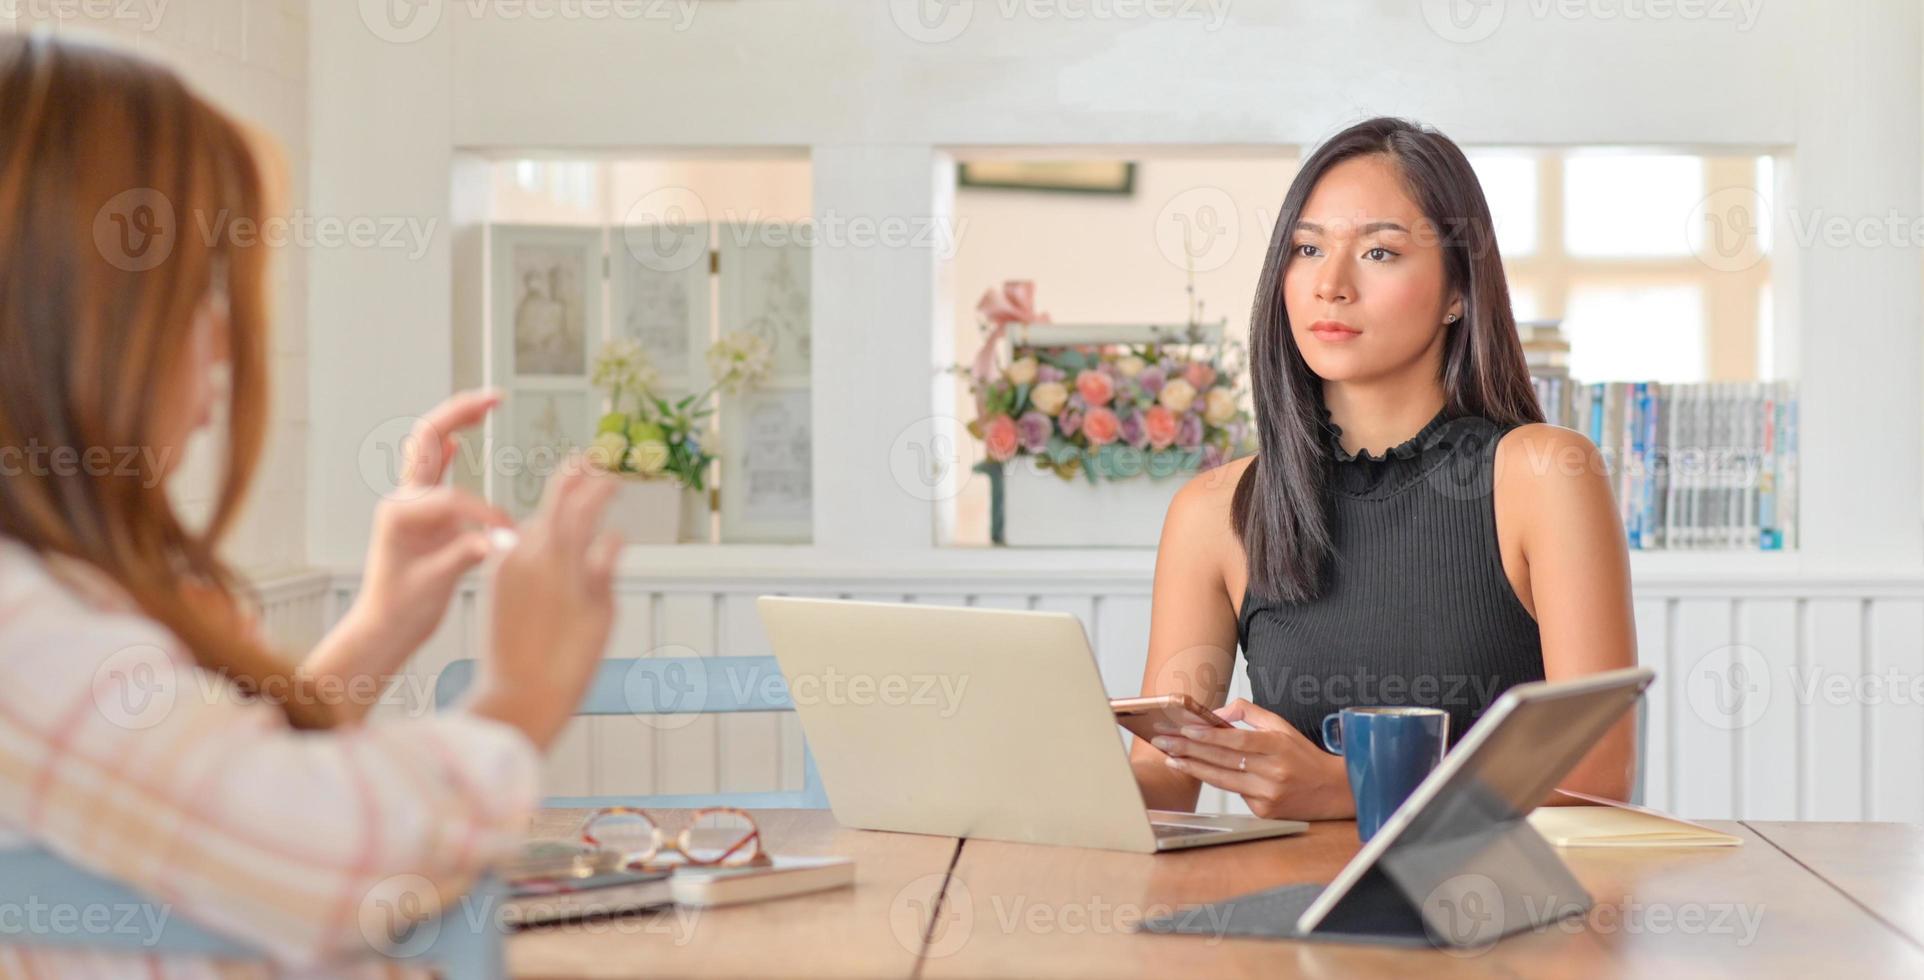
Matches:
[[0, 538, 540, 977]]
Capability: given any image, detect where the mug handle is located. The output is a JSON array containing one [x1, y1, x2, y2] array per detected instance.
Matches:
[[1321, 712, 1343, 754]]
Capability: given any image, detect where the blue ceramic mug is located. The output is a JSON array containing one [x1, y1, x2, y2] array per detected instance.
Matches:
[[1321, 707, 1449, 842]]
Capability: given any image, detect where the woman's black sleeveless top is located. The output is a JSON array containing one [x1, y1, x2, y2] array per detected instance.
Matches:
[[1236, 400, 1545, 750]]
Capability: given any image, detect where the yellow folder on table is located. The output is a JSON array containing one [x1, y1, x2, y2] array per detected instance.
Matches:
[[1527, 790, 1742, 847]]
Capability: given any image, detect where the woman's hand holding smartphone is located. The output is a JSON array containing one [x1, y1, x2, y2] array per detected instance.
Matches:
[[1131, 696, 1359, 821]]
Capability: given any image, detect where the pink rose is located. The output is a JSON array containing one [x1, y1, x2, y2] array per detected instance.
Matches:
[[1184, 362, 1218, 390], [1058, 407, 1083, 437], [1015, 411, 1052, 453], [1143, 405, 1179, 449], [1075, 369, 1115, 408], [1080, 406, 1121, 446], [1177, 413, 1203, 449], [984, 414, 1019, 461]]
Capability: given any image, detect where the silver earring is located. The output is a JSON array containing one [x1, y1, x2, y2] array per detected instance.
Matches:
[[1445, 314, 1459, 324]]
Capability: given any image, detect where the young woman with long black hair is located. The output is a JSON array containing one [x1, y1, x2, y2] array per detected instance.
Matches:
[[1131, 117, 1637, 819]]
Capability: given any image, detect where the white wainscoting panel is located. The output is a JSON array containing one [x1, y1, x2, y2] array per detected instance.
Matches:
[[252, 570, 336, 655], [269, 561, 1924, 823]]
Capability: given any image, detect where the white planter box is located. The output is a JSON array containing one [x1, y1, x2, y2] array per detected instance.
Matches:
[[999, 461, 1189, 548], [605, 477, 706, 545]]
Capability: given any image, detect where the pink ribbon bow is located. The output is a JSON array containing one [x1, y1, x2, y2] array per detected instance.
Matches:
[[971, 280, 1052, 392]]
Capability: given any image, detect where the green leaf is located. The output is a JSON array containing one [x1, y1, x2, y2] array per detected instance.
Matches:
[[1045, 435, 1079, 466], [986, 384, 1014, 418]]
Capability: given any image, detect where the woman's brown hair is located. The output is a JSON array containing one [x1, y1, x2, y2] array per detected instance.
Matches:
[[0, 32, 334, 729], [1233, 116, 1544, 604]]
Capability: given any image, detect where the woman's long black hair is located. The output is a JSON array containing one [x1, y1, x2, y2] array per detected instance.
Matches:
[[1232, 116, 1543, 604]]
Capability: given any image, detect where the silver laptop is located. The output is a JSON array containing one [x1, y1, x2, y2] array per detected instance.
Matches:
[[755, 596, 1307, 853]]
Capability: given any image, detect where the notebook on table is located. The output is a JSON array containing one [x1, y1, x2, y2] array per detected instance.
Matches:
[[500, 841, 855, 927], [1526, 789, 1741, 847], [668, 855, 855, 908]]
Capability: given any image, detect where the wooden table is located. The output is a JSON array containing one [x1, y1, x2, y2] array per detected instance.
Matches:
[[1748, 821, 1924, 951], [510, 811, 1924, 978]]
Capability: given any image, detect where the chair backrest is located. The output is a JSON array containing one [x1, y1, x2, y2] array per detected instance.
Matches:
[[0, 845, 505, 977], [1630, 694, 1649, 806], [434, 655, 831, 810]]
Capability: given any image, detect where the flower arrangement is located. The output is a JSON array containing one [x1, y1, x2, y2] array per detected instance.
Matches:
[[961, 281, 1255, 483], [588, 331, 773, 491]]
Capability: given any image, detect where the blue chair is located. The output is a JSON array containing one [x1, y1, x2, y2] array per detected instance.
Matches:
[[0, 846, 507, 976], [434, 655, 831, 809], [1630, 695, 1649, 806]]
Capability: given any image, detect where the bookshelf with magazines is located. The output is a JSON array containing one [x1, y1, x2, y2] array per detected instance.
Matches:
[[1521, 322, 1798, 554]]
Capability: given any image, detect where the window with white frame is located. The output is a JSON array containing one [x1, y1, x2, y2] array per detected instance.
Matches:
[[1470, 147, 1777, 384]]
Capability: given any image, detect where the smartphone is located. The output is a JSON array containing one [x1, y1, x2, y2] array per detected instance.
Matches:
[[1110, 694, 1231, 743]]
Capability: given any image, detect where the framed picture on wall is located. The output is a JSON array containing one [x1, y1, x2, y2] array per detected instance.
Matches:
[[957, 161, 1136, 195], [719, 384, 812, 543], [490, 224, 604, 380], [717, 225, 810, 383], [611, 223, 712, 389], [500, 387, 590, 520]]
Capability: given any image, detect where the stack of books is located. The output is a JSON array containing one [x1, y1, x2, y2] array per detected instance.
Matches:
[[1518, 320, 1572, 379], [1530, 378, 1798, 552]]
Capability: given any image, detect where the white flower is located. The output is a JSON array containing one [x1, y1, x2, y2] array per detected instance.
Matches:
[[588, 431, 629, 471], [1007, 356, 1039, 386], [592, 338, 661, 402], [1159, 377, 1198, 414], [1203, 387, 1239, 426], [1030, 381, 1069, 416], [707, 330, 774, 394]]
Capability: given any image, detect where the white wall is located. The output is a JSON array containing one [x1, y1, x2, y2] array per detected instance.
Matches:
[[309, 0, 1920, 570], [4, 2, 311, 575]]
